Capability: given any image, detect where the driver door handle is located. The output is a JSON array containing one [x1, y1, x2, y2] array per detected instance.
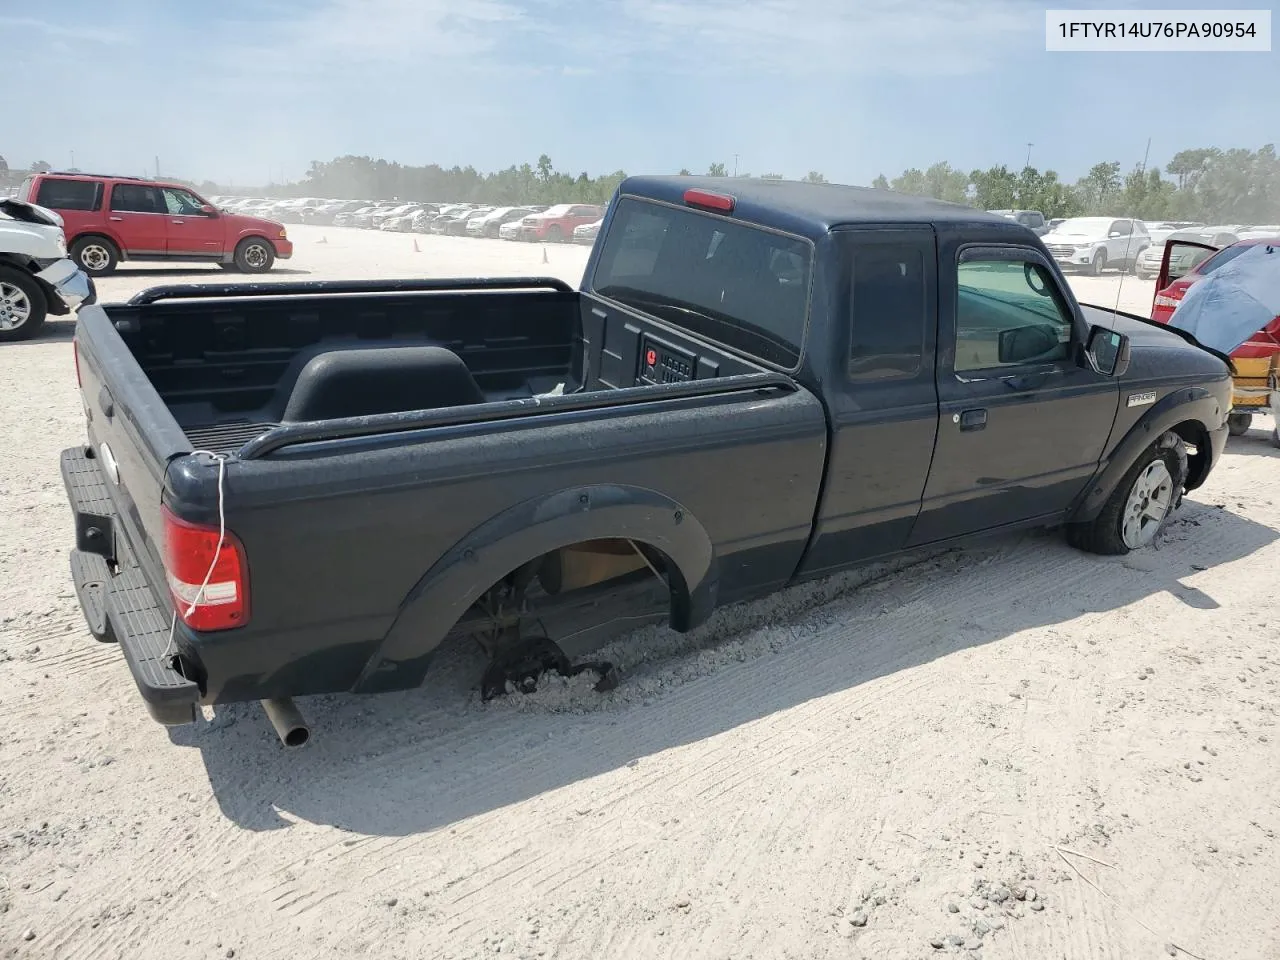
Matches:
[[109, 216, 123, 222], [171, 219, 185, 224], [957, 408, 987, 431]]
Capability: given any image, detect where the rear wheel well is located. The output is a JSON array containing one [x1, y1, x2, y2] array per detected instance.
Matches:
[[1170, 419, 1211, 490], [464, 537, 682, 649]]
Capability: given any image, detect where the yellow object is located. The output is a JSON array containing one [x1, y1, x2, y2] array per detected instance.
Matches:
[[1234, 356, 1275, 410]]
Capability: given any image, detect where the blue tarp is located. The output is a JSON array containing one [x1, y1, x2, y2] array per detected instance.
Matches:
[[1166, 242, 1280, 355]]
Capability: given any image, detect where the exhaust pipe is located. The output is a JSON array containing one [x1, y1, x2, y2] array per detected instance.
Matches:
[[261, 698, 310, 747]]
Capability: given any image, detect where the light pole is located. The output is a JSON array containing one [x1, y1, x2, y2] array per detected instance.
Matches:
[[733, 154, 739, 178], [1025, 143, 1034, 169]]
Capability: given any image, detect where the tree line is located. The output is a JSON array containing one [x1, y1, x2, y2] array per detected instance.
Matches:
[[870, 145, 1280, 224], [5, 146, 1278, 224]]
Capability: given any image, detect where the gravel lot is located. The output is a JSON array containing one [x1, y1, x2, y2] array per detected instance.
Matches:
[[2, 226, 1278, 960]]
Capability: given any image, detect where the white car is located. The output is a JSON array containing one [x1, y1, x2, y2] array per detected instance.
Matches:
[[1135, 224, 1244, 279], [1040, 217, 1150, 275], [1239, 224, 1280, 240], [0, 198, 94, 342], [498, 219, 524, 241], [573, 219, 602, 245]]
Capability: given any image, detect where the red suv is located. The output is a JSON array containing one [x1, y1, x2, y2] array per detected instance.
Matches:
[[518, 204, 604, 242], [18, 172, 293, 276]]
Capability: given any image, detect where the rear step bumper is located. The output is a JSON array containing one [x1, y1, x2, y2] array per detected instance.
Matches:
[[60, 446, 202, 726]]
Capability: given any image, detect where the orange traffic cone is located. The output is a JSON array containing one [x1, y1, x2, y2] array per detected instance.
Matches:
[[542, 246, 549, 264], [413, 239, 421, 253]]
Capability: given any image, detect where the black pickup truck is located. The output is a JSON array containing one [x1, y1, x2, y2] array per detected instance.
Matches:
[[61, 176, 1233, 744]]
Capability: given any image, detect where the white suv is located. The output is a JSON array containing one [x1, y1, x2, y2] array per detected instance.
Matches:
[[1041, 217, 1150, 275], [0, 199, 93, 342]]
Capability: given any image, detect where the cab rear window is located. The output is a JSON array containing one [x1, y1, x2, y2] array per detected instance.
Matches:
[[591, 197, 812, 369], [35, 178, 100, 211]]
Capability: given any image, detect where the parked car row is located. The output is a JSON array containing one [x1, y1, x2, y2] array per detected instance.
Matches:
[[210, 195, 606, 243]]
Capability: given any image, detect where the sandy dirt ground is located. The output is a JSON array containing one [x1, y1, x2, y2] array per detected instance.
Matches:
[[2, 226, 1277, 960]]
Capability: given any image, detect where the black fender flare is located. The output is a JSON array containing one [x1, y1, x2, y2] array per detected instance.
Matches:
[[1070, 385, 1224, 523], [353, 483, 718, 694]]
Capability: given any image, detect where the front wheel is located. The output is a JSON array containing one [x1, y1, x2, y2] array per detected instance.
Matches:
[[1066, 431, 1187, 555], [1090, 249, 1108, 276], [0, 266, 49, 342], [1227, 413, 1252, 436], [232, 237, 275, 273], [545, 224, 563, 243]]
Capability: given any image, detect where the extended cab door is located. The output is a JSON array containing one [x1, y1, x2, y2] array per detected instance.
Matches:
[[796, 226, 941, 576], [161, 186, 224, 257], [908, 242, 1119, 546], [106, 182, 169, 257]]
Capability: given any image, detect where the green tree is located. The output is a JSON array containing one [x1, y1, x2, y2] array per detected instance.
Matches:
[[707, 162, 727, 177], [923, 162, 970, 203], [803, 171, 827, 183], [870, 174, 890, 190], [890, 168, 927, 195], [1165, 148, 1218, 191], [969, 165, 1018, 210], [761, 172, 784, 180], [1076, 161, 1122, 211], [678, 168, 692, 176], [30, 160, 51, 173]]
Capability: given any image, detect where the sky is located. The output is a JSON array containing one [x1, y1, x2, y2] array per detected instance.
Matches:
[[1, 0, 1275, 188]]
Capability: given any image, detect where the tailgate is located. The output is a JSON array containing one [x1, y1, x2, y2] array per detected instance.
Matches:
[[73, 304, 193, 579]]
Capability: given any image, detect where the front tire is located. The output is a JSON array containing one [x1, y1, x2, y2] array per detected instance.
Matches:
[[1227, 413, 1252, 436], [1090, 249, 1108, 276], [545, 224, 563, 243], [0, 267, 49, 342], [70, 236, 120, 276], [232, 237, 275, 273], [1066, 431, 1187, 555]]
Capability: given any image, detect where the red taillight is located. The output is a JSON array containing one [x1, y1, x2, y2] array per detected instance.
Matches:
[[161, 504, 249, 631], [73, 336, 82, 388], [683, 188, 735, 213]]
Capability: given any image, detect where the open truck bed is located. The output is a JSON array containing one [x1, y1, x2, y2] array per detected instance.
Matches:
[[110, 277, 590, 456]]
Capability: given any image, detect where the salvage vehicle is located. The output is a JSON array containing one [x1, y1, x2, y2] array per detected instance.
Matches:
[[1152, 234, 1280, 436], [61, 176, 1234, 744], [0, 198, 94, 341]]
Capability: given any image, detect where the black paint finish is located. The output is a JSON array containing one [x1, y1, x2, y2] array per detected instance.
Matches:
[[62, 177, 1234, 719]]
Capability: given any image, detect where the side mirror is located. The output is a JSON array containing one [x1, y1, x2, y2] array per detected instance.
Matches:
[[1108, 231, 1123, 239], [199, 204, 219, 216], [1085, 325, 1130, 377], [998, 323, 1060, 364]]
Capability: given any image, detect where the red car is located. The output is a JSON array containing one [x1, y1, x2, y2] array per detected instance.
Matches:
[[518, 203, 604, 242], [1151, 235, 1280, 359], [18, 172, 293, 276]]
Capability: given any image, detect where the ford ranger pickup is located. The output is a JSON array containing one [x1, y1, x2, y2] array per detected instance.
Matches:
[[60, 176, 1233, 742]]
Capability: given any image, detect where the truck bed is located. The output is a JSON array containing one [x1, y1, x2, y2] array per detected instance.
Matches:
[[102, 277, 764, 456], [103, 279, 587, 454]]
